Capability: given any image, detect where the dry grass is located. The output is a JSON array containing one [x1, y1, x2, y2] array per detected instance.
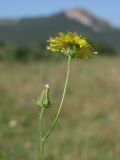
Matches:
[[0, 56, 120, 160]]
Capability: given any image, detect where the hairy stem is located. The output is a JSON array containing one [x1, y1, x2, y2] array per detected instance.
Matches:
[[40, 108, 45, 160], [43, 55, 71, 141]]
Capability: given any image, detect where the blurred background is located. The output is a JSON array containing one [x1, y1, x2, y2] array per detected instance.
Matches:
[[0, 0, 120, 160]]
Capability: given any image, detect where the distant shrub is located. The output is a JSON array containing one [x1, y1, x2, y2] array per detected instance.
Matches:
[[0, 41, 6, 60], [95, 43, 117, 56], [99, 46, 116, 56], [14, 47, 30, 61], [0, 41, 6, 48], [1, 44, 17, 61]]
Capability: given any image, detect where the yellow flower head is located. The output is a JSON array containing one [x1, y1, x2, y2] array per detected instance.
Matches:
[[47, 32, 97, 59]]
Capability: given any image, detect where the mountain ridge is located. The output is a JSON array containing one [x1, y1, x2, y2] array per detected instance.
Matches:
[[0, 8, 120, 52]]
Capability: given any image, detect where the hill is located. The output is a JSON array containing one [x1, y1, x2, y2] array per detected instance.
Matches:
[[0, 8, 120, 52]]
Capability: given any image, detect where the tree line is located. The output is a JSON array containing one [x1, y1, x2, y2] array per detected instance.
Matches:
[[0, 41, 117, 62]]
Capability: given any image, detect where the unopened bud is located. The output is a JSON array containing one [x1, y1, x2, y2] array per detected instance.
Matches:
[[37, 84, 51, 109]]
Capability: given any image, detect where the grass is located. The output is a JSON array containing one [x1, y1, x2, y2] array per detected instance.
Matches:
[[0, 56, 120, 160]]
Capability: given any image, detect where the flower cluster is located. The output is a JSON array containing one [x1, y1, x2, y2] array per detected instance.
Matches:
[[47, 32, 97, 59]]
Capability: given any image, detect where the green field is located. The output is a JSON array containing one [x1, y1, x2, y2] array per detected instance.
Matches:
[[0, 56, 120, 160]]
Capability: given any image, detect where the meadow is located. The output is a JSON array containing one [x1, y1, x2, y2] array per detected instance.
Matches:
[[0, 56, 120, 160]]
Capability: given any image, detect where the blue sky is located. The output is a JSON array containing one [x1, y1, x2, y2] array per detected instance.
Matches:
[[0, 0, 120, 27]]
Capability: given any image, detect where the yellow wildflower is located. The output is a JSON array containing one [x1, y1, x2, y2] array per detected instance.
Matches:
[[47, 32, 97, 59]]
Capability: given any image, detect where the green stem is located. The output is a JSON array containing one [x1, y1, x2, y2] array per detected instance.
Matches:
[[40, 108, 45, 160], [43, 55, 71, 141]]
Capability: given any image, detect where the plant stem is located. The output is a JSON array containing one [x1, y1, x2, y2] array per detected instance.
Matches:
[[43, 55, 71, 141], [40, 108, 45, 160]]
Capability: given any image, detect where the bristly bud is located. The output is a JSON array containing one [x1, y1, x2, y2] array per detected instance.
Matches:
[[37, 84, 51, 109]]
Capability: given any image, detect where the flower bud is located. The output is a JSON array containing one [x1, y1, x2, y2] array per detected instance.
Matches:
[[37, 84, 51, 109]]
